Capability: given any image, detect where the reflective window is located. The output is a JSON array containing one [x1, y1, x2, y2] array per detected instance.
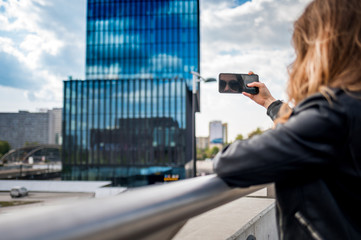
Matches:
[[85, 0, 199, 89], [63, 0, 197, 186]]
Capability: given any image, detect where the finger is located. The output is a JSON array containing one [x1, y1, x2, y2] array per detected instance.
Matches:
[[248, 71, 254, 75], [242, 92, 253, 98], [246, 81, 263, 87]]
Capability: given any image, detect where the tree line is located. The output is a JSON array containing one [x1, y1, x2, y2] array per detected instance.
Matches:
[[196, 127, 266, 160], [0, 140, 10, 158]]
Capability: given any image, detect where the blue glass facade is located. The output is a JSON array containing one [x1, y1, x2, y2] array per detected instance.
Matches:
[[62, 0, 199, 187], [86, 0, 199, 88]]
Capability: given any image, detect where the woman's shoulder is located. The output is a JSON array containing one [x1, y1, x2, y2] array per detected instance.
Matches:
[[294, 88, 361, 114], [282, 89, 352, 138]]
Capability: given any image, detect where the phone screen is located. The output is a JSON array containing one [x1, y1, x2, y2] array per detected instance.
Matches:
[[218, 73, 259, 94]]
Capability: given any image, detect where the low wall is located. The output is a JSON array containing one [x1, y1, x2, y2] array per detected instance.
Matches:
[[229, 202, 278, 240]]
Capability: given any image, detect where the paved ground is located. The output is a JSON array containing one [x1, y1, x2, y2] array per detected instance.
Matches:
[[0, 191, 94, 215], [172, 188, 275, 240]]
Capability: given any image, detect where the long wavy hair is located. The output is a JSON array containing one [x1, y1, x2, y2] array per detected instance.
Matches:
[[278, 0, 361, 122]]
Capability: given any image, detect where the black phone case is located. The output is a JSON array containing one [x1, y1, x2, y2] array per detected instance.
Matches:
[[242, 74, 259, 94]]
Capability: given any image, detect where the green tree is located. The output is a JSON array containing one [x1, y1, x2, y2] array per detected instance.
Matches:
[[0, 140, 11, 158], [197, 146, 222, 159], [235, 134, 244, 141], [247, 127, 264, 139], [197, 147, 211, 160], [196, 147, 204, 160], [210, 146, 220, 157], [24, 141, 39, 147]]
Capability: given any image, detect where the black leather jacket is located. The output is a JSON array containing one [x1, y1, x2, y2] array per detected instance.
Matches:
[[213, 89, 361, 240]]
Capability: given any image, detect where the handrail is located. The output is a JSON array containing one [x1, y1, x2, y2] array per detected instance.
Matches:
[[0, 174, 264, 240]]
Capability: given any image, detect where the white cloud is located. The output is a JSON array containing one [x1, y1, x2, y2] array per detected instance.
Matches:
[[0, 0, 85, 105], [0, 0, 43, 32], [0, 85, 60, 112], [0, 36, 26, 62]]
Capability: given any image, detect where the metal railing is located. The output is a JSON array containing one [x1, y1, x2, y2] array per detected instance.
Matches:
[[0, 174, 264, 240]]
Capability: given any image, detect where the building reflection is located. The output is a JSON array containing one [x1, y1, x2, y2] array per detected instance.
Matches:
[[89, 117, 185, 165], [62, 0, 199, 187], [62, 78, 192, 187]]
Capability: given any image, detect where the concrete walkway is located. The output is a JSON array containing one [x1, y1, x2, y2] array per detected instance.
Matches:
[[172, 189, 276, 240]]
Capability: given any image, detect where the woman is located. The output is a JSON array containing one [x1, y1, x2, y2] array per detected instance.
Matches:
[[213, 0, 361, 239]]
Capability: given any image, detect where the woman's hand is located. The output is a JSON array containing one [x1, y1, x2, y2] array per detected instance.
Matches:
[[242, 71, 276, 109]]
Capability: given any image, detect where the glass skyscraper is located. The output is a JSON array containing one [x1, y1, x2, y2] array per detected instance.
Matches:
[[62, 0, 199, 187], [86, 0, 199, 86]]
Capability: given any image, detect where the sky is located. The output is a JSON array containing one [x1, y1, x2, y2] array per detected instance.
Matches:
[[0, 0, 311, 142]]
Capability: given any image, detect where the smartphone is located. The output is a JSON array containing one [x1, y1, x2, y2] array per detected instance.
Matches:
[[218, 73, 259, 94]]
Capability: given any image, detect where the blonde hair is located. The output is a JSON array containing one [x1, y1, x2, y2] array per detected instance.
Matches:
[[278, 0, 361, 122]]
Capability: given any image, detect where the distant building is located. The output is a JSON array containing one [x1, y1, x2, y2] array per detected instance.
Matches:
[[209, 121, 228, 149], [48, 108, 62, 145], [196, 136, 209, 150], [209, 121, 224, 144], [0, 108, 62, 149], [222, 123, 228, 144]]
